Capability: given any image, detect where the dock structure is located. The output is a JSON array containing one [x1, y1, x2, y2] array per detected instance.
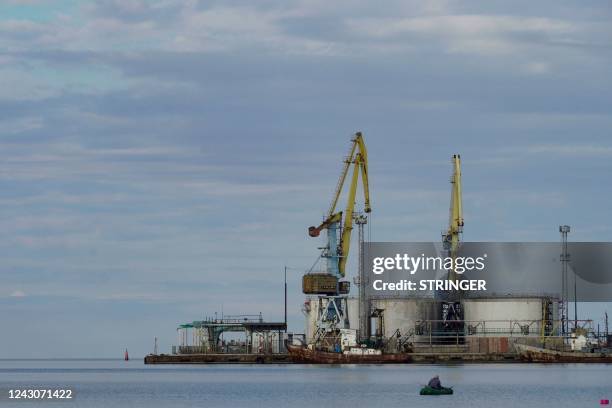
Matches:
[[173, 314, 287, 355], [144, 314, 297, 364], [144, 353, 292, 364]]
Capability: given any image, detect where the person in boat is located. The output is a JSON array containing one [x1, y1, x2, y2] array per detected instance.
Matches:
[[427, 375, 442, 390]]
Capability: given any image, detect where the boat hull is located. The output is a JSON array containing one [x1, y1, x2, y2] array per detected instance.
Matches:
[[286, 344, 411, 364], [420, 386, 453, 395], [516, 344, 612, 363]]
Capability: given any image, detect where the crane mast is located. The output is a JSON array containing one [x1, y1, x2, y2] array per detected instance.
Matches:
[[302, 132, 372, 345], [443, 154, 464, 281], [440, 154, 465, 331]]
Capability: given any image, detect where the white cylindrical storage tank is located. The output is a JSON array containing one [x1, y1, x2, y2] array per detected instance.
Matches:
[[370, 298, 436, 341], [463, 296, 558, 337], [347, 297, 359, 331], [303, 297, 317, 342]]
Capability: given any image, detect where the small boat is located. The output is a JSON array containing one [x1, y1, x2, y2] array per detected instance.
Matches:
[[420, 386, 453, 395]]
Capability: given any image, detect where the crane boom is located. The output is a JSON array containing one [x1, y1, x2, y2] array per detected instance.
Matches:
[[443, 154, 464, 278], [308, 132, 371, 279], [326, 134, 371, 218]]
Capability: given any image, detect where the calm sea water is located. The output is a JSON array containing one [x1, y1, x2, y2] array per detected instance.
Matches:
[[0, 359, 611, 407]]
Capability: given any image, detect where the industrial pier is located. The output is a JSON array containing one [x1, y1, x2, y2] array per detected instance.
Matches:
[[145, 353, 292, 364], [146, 132, 611, 364], [145, 314, 292, 364]]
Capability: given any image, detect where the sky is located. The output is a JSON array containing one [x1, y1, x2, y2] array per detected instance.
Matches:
[[1, 0, 612, 358]]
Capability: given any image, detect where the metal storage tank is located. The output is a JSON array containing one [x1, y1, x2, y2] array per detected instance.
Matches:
[[305, 297, 437, 343], [370, 298, 437, 341], [304, 296, 558, 343], [463, 296, 559, 337]]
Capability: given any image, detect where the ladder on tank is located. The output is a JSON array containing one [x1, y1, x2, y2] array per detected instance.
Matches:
[[541, 298, 554, 338]]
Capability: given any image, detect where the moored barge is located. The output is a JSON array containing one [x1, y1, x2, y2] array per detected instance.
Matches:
[[286, 343, 411, 364], [515, 344, 612, 363]]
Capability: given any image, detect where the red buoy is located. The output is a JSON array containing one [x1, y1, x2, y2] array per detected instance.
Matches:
[[124, 349, 129, 361]]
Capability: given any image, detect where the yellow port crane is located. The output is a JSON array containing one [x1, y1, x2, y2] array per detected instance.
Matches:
[[303, 132, 371, 295], [443, 154, 464, 282], [441, 154, 464, 324]]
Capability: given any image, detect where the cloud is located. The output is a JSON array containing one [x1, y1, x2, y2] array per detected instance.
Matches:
[[527, 144, 612, 157], [0, 0, 603, 61], [4, 0, 46, 4], [0, 19, 47, 39], [344, 14, 579, 56], [522, 61, 550, 75], [1, 116, 44, 133], [86, 0, 183, 22]]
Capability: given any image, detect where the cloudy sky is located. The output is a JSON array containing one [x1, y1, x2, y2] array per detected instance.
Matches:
[[1, 0, 611, 358]]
